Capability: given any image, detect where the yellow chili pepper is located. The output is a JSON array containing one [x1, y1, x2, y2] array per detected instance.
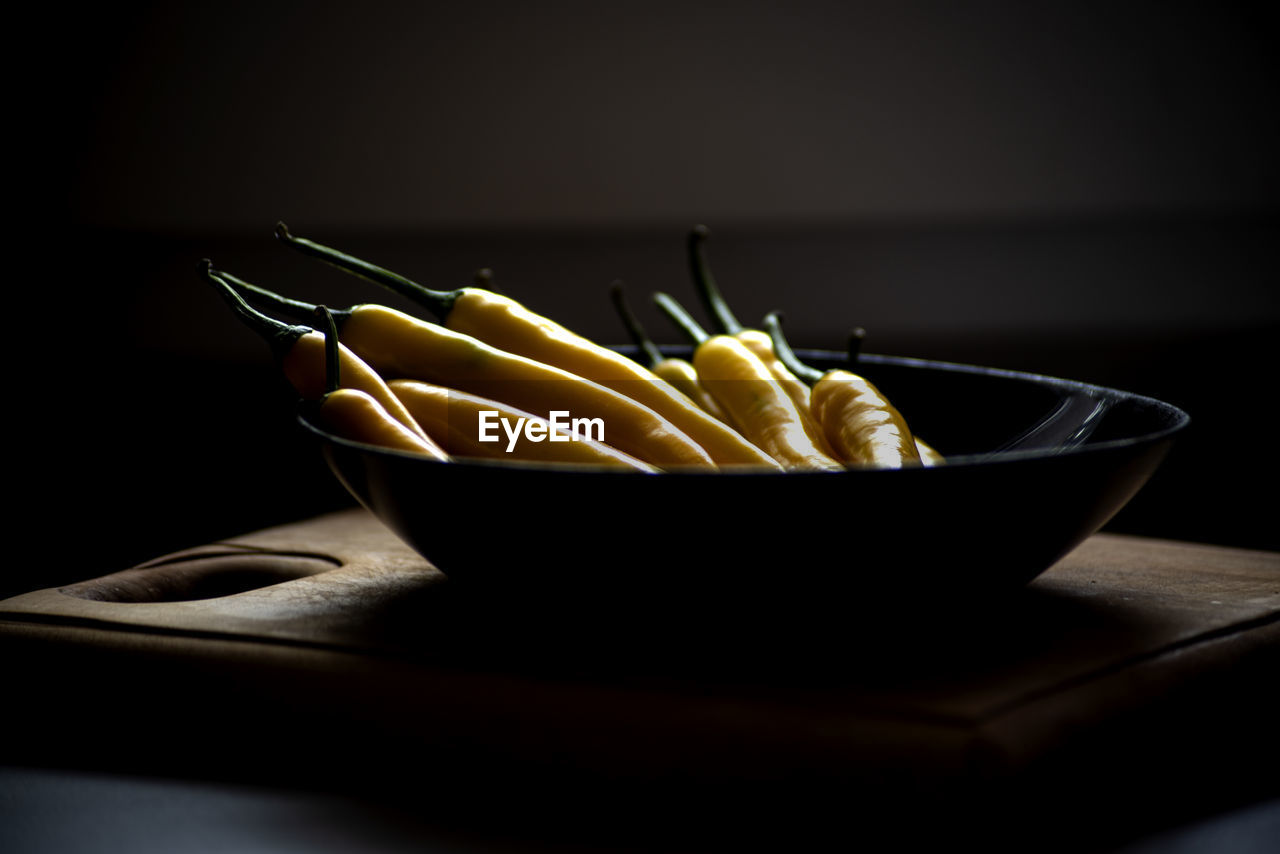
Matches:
[[764, 312, 923, 469], [275, 222, 778, 471], [845, 325, 944, 466], [216, 272, 716, 471], [310, 305, 450, 460], [608, 280, 733, 427], [314, 388, 448, 457], [810, 373, 922, 469], [654, 293, 842, 472], [200, 261, 435, 447], [388, 379, 658, 472], [685, 225, 838, 459]]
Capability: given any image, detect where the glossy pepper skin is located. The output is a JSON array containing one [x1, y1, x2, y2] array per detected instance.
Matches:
[[200, 261, 435, 447], [655, 293, 842, 472], [809, 371, 921, 469], [388, 380, 659, 472], [686, 225, 837, 459], [608, 280, 733, 426], [310, 305, 449, 459], [217, 273, 717, 471], [845, 329, 943, 466], [316, 388, 448, 457], [764, 312, 923, 470], [275, 222, 777, 471], [311, 307, 448, 460], [343, 306, 719, 470]]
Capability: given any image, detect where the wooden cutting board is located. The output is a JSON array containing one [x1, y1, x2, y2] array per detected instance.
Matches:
[[3, 508, 1277, 851]]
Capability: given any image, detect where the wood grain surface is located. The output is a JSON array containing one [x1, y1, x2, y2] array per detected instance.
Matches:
[[3, 509, 1276, 851]]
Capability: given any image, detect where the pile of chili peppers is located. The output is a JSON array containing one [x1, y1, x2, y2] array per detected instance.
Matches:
[[201, 224, 942, 474]]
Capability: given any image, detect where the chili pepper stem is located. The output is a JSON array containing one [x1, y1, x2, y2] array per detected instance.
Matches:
[[761, 312, 824, 385], [688, 224, 744, 335], [653, 291, 710, 347], [847, 327, 867, 366], [610, 281, 668, 368], [316, 306, 341, 395], [275, 221, 460, 320], [199, 259, 308, 360], [214, 267, 354, 328]]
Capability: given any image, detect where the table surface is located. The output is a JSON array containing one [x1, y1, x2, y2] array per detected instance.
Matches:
[[3, 509, 1277, 852]]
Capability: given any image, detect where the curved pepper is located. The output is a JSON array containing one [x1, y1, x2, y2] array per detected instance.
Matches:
[[845, 325, 944, 466], [199, 260, 437, 448], [310, 306, 450, 459], [764, 312, 923, 470], [215, 271, 717, 471], [654, 292, 842, 472], [274, 222, 777, 470], [315, 387, 447, 457], [686, 225, 838, 459], [608, 280, 733, 426], [388, 380, 658, 472]]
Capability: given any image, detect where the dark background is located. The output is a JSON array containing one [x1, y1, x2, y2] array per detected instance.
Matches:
[[10, 0, 1278, 596]]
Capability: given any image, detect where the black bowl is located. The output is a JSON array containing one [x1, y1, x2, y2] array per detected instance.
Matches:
[[298, 350, 1188, 615]]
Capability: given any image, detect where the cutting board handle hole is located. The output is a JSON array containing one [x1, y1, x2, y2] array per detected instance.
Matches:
[[58, 553, 341, 602]]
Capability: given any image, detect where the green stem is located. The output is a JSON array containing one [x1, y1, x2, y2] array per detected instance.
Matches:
[[687, 224, 743, 335], [847, 327, 866, 366], [199, 259, 309, 361], [762, 312, 823, 385], [315, 306, 340, 395], [653, 291, 710, 347], [212, 266, 354, 327], [275, 221, 462, 320], [609, 281, 667, 367]]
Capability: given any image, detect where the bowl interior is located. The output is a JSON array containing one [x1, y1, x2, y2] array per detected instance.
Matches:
[[802, 351, 1187, 461]]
